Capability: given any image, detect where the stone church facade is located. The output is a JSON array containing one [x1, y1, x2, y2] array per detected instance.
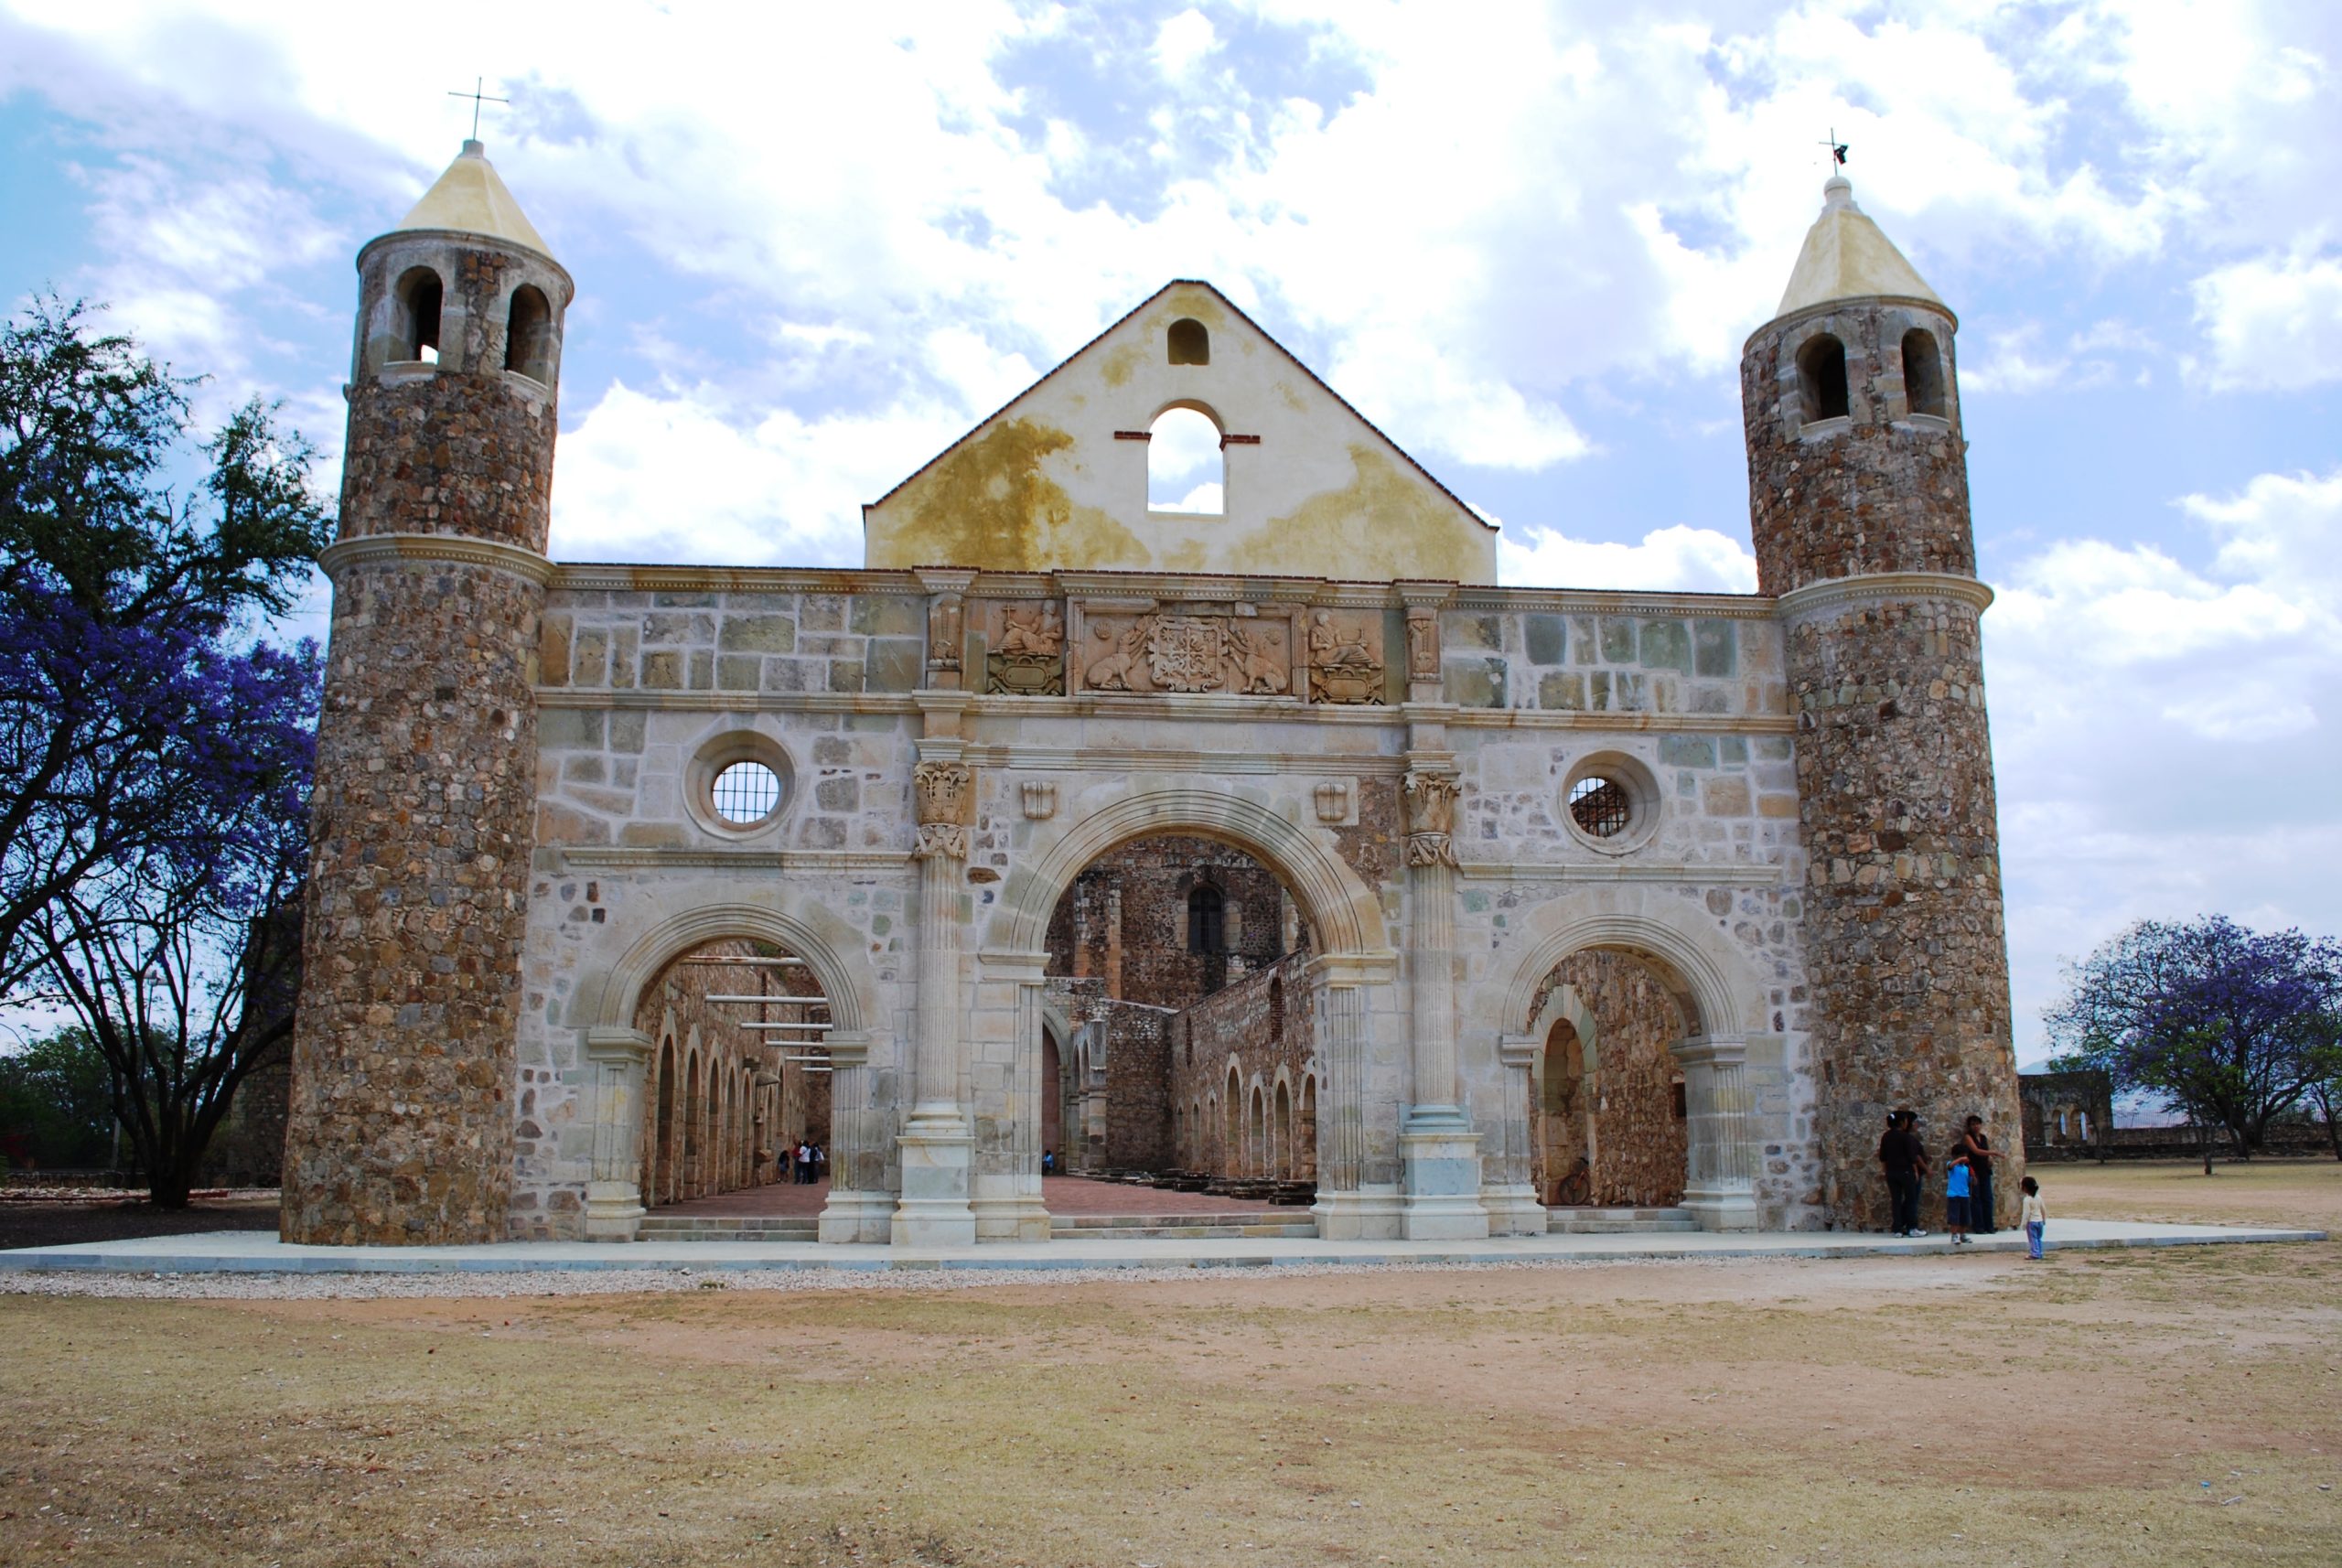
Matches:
[[280, 142, 2025, 1247]]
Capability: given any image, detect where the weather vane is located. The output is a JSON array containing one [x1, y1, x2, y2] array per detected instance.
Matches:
[[448, 77, 510, 141], [1818, 127, 1848, 175]]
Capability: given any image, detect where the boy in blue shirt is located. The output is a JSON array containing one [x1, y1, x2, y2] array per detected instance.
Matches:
[[1945, 1151, 1973, 1245]]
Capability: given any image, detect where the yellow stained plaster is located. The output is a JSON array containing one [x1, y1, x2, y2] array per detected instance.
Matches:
[[867, 416, 1152, 572], [1226, 445, 1489, 582]]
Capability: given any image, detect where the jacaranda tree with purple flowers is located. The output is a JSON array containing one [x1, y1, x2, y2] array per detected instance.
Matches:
[[2, 297, 331, 1205], [2045, 916, 2342, 1163]]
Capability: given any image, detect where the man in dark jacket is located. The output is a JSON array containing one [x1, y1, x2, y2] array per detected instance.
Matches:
[[1877, 1110, 1928, 1236]]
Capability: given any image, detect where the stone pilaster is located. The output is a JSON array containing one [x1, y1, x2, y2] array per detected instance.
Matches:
[[1481, 1034, 1548, 1235], [816, 1031, 893, 1243], [1676, 1036, 1759, 1231], [580, 1026, 651, 1240], [892, 753, 977, 1246]]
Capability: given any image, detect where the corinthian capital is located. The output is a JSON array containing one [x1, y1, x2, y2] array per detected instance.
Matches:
[[1402, 769, 1459, 839], [913, 761, 972, 826]]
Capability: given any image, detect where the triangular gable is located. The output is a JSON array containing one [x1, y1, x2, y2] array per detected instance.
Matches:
[[864, 280, 1498, 583]]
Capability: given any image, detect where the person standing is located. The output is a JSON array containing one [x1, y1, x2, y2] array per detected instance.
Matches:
[[2020, 1176, 2047, 1260], [1945, 1150, 1973, 1246], [1876, 1109, 1928, 1237], [1958, 1114, 2002, 1235]]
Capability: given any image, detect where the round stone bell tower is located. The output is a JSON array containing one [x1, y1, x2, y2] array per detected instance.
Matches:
[[1740, 175, 2023, 1231], [281, 141, 572, 1244]]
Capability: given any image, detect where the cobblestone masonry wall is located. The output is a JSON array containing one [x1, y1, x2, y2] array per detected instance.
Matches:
[[1739, 302, 1971, 596], [283, 555, 544, 1242], [1529, 951, 1689, 1208], [1173, 956, 1316, 1177], [1785, 598, 2022, 1229], [282, 235, 560, 1245]]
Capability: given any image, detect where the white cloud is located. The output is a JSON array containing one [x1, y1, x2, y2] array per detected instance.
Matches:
[[1985, 464, 2342, 1054], [1498, 521, 1757, 594], [2189, 252, 2342, 391], [1154, 8, 1219, 77]]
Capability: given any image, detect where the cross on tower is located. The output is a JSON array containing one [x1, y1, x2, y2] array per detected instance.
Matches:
[[448, 77, 510, 140], [1818, 127, 1848, 174]]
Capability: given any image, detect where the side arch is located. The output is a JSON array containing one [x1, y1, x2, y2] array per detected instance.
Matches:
[[1483, 890, 1768, 1045], [575, 897, 881, 1037]]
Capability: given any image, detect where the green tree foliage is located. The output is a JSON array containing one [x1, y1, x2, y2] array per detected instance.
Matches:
[[0, 1027, 116, 1170]]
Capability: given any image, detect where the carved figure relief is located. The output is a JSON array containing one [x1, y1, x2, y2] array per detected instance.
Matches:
[[926, 593, 964, 678], [985, 601, 1065, 695], [1405, 606, 1440, 681], [1305, 610, 1385, 704]]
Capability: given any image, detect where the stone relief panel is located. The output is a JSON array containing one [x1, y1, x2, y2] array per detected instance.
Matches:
[[978, 599, 1066, 696], [1304, 610, 1386, 704], [1070, 599, 1300, 697]]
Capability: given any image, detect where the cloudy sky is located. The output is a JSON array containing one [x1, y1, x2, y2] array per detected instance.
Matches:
[[2, 0, 2337, 1063]]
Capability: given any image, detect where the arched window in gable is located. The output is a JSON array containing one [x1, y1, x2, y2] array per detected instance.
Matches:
[[1901, 328, 1946, 418], [1168, 317, 1209, 364], [1797, 333, 1849, 423], [1149, 405, 1224, 513]]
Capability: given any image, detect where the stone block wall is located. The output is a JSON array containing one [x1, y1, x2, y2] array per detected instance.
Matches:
[[1440, 605, 1783, 717], [541, 585, 927, 701]]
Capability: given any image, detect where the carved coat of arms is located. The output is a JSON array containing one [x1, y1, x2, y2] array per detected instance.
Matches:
[[1146, 616, 1226, 692]]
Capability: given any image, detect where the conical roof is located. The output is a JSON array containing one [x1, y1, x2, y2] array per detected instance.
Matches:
[[391, 140, 556, 261], [1773, 175, 1944, 320]]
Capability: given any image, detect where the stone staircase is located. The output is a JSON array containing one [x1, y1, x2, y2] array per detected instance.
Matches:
[[1544, 1206, 1700, 1235]]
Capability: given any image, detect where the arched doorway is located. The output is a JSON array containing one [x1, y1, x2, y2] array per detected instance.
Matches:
[[1525, 950, 1692, 1211], [634, 937, 833, 1215], [1036, 830, 1319, 1199]]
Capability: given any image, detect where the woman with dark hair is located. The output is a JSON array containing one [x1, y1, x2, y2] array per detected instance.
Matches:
[[1958, 1115, 2001, 1235]]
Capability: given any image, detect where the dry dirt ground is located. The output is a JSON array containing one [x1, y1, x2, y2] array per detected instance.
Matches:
[[3, 1161, 2338, 1567]]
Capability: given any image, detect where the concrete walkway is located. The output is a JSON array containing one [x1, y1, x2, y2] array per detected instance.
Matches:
[[0, 1217, 2322, 1276]]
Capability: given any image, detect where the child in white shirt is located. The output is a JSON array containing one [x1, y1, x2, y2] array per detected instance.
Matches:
[[2021, 1176, 2047, 1260]]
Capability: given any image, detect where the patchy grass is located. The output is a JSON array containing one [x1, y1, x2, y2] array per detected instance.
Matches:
[[2041, 1156, 2342, 1231], [3, 1172, 2339, 1565]]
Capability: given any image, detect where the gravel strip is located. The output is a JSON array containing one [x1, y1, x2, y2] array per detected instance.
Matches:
[[0, 1252, 1756, 1302]]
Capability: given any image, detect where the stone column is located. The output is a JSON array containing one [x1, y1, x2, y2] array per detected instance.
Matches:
[[1397, 767, 1488, 1240], [581, 1026, 651, 1241], [892, 757, 977, 1246], [1676, 1036, 1760, 1230], [1480, 1034, 1547, 1236], [817, 1030, 891, 1243]]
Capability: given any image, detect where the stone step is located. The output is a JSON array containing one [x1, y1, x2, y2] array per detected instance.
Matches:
[[1050, 1219, 1318, 1240], [1546, 1207, 1701, 1235], [638, 1217, 818, 1240], [1050, 1211, 1290, 1232]]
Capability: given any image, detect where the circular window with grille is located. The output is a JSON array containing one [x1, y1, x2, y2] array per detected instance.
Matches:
[[1567, 774, 1632, 838], [685, 732, 793, 839], [1559, 751, 1660, 855], [712, 760, 782, 825]]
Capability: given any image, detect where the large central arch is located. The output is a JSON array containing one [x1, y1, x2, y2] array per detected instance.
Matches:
[[973, 778, 1398, 1239], [988, 781, 1391, 959]]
